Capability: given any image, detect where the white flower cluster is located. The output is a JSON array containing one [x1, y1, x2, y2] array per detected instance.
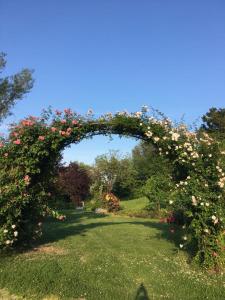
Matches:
[[135, 111, 142, 118], [145, 131, 153, 138], [211, 215, 219, 225], [153, 136, 160, 143], [183, 142, 193, 152], [170, 132, 180, 141], [218, 177, 225, 188], [191, 195, 210, 207], [216, 165, 225, 188], [191, 195, 197, 206], [3, 224, 18, 245]]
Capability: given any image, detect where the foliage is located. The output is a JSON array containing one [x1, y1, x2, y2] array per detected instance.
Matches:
[[119, 197, 152, 218], [200, 107, 225, 141], [56, 162, 91, 207], [91, 150, 138, 198], [0, 52, 34, 122], [142, 174, 174, 215], [132, 141, 172, 184], [200, 107, 225, 170], [86, 198, 103, 212], [0, 106, 224, 268], [112, 156, 138, 198], [91, 150, 120, 194]]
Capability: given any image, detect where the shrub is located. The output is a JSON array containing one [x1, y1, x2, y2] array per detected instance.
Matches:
[[102, 193, 120, 212], [142, 174, 173, 214]]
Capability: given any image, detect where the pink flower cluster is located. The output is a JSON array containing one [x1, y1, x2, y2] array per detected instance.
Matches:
[[21, 120, 35, 127], [24, 175, 31, 185], [57, 215, 66, 221], [13, 139, 21, 145], [38, 136, 45, 141]]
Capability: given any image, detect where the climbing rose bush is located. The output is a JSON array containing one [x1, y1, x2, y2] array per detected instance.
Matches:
[[0, 106, 224, 268]]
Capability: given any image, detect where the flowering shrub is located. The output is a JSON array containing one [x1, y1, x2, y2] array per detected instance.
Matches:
[[102, 192, 120, 212], [0, 107, 224, 268]]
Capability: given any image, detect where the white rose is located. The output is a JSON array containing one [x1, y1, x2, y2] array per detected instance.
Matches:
[[145, 131, 153, 138], [191, 196, 197, 206]]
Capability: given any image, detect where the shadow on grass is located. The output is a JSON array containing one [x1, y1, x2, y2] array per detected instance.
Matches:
[[1, 211, 188, 261], [135, 283, 150, 300], [38, 211, 183, 251]]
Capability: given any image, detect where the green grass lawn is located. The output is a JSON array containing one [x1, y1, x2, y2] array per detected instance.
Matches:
[[119, 197, 157, 218], [0, 210, 224, 300], [120, 197, 149, 213]]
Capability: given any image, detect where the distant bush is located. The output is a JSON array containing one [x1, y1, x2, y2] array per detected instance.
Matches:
[[142, 174, 174, 215], [56, 162, 91, 207], [102, 193, 120, 212], [86, 198, 103, 212]]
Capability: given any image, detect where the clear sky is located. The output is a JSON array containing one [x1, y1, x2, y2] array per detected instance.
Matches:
[[1, 0, 225, 164]]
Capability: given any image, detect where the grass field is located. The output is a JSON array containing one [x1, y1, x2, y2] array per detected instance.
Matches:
[[0, 210, 224, 300], [120, 197, 149, 214]]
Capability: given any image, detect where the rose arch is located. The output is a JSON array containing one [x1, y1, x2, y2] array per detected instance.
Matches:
[[0, 107, 224, 268]]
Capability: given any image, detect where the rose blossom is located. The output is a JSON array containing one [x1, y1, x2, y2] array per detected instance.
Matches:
[[72, 120, 78, 125], [24, 175, 31, 185], [13, 139, 21, 145]]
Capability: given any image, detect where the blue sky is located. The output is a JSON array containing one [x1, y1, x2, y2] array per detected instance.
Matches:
[[1, 0, 225, 164]]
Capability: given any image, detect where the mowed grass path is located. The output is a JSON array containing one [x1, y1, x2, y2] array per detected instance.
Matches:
[[0, 211, 224, 300]]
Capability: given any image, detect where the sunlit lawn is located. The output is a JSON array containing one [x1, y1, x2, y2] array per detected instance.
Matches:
[[0, 210, 224, 300], [119, 197, 149, 215]]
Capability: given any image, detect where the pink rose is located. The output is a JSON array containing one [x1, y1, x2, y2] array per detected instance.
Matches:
[[13, 139, 21, 145], [59, 130, 66, 136], [72, 120, 78, 125], [64, 108, 72, 115], [38, 136, 45, 141], [51, 127, 57, 132], [24, 175, 31, 185]]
